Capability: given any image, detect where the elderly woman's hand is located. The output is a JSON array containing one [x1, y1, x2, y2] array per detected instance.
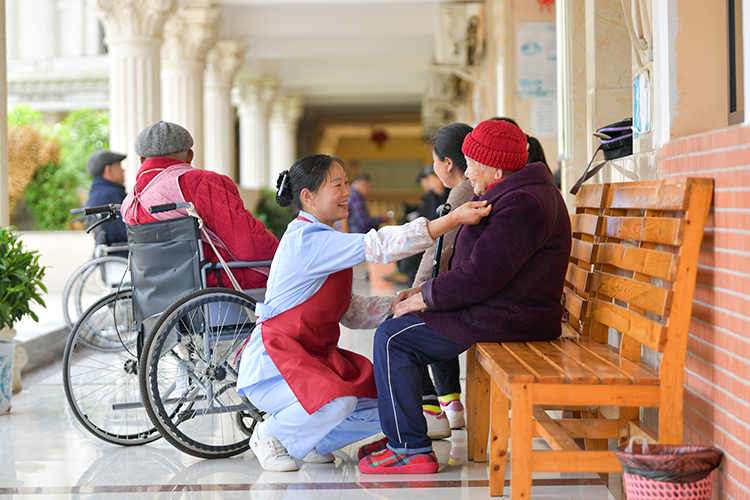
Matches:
[[393, 292, 426, 318], [394, 286, 421, 307], [449, 200, 492, 226]]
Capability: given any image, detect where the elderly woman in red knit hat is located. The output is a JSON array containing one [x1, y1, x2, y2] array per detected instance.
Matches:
[[358, 119, 572, 474]]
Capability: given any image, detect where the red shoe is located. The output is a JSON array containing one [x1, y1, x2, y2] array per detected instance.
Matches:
[[358, 448, 439, 474], [357, 437, 389, 460]]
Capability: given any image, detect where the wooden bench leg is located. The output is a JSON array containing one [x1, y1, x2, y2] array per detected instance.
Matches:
[[489, 379, 510, 497], [510, 383, 533, 500], [472, 356, 491, 463], [466, 345, 477, 460]]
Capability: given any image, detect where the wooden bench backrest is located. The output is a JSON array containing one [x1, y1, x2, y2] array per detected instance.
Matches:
[[585, 178, 713, 372], [564, 183, 608, 336]]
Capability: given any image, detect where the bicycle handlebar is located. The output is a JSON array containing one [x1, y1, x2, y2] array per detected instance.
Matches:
[[149, 202, 192, 214]]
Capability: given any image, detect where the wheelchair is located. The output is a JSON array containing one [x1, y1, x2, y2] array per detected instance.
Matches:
[[63, 208, 130, 333], [63, 202, 268, 458]]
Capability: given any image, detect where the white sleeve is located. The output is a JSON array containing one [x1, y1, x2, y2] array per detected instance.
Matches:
[[340, 293, 396, 330], [364, 217, 434, 264]]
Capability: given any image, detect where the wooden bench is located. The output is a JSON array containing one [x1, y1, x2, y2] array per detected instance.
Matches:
[[465, 177, 714, 498]]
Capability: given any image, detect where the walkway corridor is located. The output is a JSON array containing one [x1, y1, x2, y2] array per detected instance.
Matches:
[[1, 274, 620, 500]]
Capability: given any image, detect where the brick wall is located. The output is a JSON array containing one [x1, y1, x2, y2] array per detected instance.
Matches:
[[661, 125, 750, 500]]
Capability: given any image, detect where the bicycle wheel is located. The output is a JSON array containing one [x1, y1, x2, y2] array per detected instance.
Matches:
[[63, 289, 160, 446], [140, 288, 262, 459], [63, 256, 130, 332]]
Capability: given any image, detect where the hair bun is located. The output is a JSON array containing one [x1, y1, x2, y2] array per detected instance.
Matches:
[[275, 170, 292, 207]]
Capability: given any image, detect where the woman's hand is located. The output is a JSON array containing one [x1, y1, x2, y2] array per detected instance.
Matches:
[[394, 286, 422, 306], [393, 292, 426, 317], [449, 200, 492, 226]]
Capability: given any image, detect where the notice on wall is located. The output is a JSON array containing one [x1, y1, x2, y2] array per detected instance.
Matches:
[[517, 23, 557, 98], [530, 97, 558, 137]]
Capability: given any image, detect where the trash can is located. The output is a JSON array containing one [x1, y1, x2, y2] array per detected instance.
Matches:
[[615, 436, 723, 500], [0, 339, 16, 415]]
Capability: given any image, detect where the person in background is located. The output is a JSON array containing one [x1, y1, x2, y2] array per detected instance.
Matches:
[[86, 149, 128, 250], [385, 165, 450, 285], [411, 123, 474, 440], [346, 172, 388, 234], [120, 121, 278, 290], [358, 119, 572, 474]]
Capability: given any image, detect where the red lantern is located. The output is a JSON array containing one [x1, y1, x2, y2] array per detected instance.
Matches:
[[370, 128, 389, 149], [538, 0, 554, 13]]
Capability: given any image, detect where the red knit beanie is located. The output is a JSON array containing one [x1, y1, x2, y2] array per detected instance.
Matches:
[[461, 120, 528, 170]]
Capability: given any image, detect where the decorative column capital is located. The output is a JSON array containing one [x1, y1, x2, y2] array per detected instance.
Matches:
[[232, 77, 277, 113], [162, 7, 220, 63], [271, 95, 303, 125], [205, 40, 247, 88], [88, 0, 178, 39]]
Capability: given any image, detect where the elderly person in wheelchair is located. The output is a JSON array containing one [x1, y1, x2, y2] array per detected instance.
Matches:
[[120, 120, 278, 290]]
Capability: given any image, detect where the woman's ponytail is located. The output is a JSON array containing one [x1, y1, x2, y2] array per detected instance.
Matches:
[[276, 170, 292, 207]]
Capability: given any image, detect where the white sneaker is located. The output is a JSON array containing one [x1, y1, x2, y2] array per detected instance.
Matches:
[[302, 448, 335, 463], [250, 426, 299, 472], [441, 399, 466, 429], [424, 409, 452, 439]]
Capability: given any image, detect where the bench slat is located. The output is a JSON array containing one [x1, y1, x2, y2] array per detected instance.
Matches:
[[563, 289, 585, 323], [476, 343, 536, 385], [608, 183, 690, 211], [573, 337, 659, 385], [570, 238, 596, 263], [503, 343, 567, 383], [588, 299, 667, 352], [566, 262, 591, 292], [602, 216, 683, 246], [571, 213, 600, 236], [591, 271, 672, 316], [575, 183, 606, 209], [533, 407, 581, 451], [550, 339, 631, 384], [526, 341, 599, 383], [597, 242, 679, 281]]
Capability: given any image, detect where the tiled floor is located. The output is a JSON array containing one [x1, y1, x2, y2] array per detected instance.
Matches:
[[1, 272, 620, 499]]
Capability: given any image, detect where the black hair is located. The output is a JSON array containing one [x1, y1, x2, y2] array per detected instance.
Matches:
[[275, 154, 345, 212], [489, 116, 519, 127], [432, 123, 473, 172]]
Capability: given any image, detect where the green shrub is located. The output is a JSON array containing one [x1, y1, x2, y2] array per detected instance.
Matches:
[[0, 226, 47, 329], [254, 187, 294, 239], [9, 107, 111, 230]]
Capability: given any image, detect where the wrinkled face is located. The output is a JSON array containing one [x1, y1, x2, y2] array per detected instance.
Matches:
[[465, 158, 498, 196], [304, 162, 350, 227]]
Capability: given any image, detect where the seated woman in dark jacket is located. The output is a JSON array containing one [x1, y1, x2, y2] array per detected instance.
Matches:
[[358, 119, 572, 474]]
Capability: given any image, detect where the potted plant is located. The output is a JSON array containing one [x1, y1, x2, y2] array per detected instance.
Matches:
[[0, 226, 46, 412]]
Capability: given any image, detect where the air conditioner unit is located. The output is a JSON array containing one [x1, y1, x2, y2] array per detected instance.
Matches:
[[435, 2, 484, 66]]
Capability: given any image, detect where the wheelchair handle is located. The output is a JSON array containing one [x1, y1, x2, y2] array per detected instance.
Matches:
[[79, 204, 119, 216], [149, 202, 191, 214]]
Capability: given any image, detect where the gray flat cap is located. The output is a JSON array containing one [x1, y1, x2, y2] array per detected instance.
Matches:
[[134, 121, 194, 158], [86, 150, 127, 177]]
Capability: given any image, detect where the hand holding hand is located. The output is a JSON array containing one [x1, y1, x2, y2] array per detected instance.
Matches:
[[449, 200, 492, 226], [394, 286, 421, 306], [393, 292, 426, 318]]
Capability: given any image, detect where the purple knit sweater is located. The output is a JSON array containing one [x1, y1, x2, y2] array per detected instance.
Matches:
[[415, 162, 572, 347]]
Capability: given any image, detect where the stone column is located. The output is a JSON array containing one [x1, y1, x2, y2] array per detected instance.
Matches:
[[204, 40, 246, 179], [268, 96, 303, 188], [232, 78, 276, 189], [161, 7, 219, 171], [1, 0, 10, 226], [89, 0, 178, 188]]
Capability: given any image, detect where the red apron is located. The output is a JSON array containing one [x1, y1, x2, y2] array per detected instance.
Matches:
[[261, 267, 377, 415]]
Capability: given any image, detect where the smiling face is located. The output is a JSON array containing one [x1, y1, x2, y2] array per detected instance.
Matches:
[[301, 161, 350, 227], [465, 157, 500, 196]]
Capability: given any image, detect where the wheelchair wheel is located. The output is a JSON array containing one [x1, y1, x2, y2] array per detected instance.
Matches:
[[63, 289, 160, 446], [140, 288, 263, 459], [63, 256, 129, 333]]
